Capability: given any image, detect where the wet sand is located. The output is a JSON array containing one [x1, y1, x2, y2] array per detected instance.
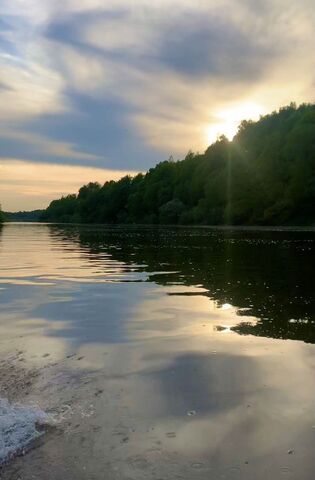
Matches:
[[2, 333, 315, 480]]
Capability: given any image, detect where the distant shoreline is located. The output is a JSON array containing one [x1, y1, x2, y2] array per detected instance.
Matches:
[[2, 222, 315, 231]]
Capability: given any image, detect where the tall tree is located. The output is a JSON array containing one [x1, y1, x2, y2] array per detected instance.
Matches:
[[0, 204, 5, 223], [41, 103, 315, 227]]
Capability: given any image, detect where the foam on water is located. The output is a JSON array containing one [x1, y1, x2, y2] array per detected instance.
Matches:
[[0, 398, 49, 465]]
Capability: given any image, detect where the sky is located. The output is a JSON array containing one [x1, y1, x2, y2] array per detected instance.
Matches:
[[1, 0, 314, 211]]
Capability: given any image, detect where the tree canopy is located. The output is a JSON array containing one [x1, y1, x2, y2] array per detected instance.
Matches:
[[41, 103, 315, 226], [0, 205, 5, 223], [4, 210, 44, 222]]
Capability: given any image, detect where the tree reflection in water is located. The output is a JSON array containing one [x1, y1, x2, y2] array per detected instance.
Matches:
[[48, 225, 315, 344]]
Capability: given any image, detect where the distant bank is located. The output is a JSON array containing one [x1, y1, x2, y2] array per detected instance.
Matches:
[[3, 210, 44, 222]]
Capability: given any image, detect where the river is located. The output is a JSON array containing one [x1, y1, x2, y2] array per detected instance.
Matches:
[[0, 223, 314, 479]]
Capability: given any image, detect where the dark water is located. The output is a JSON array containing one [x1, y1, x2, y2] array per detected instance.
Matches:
[[0, 223, 314, 479]]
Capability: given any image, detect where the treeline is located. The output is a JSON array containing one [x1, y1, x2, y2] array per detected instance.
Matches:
[[4, 210, 44, 222], [41, 103, 315, 226], [0, 205, 5, 223]]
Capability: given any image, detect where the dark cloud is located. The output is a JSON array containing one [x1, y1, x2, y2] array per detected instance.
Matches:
[[45, 9, 279, 81], [157, 16, 279, 80], [45, 10, 127, 53], [0, 93, 162, 170]]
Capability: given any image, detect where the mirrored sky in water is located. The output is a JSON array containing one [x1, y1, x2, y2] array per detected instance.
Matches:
[[0, 224, 315, 479], [0, 223, 314, 347]]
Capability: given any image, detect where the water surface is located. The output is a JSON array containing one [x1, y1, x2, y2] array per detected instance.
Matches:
[[0, 223, 314, 479]]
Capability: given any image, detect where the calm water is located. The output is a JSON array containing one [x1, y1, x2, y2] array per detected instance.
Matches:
[[0, 223, 315, 479]]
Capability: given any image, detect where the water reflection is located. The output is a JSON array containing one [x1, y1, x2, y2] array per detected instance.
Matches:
[[46, 224, 315, 344], [1, 224, 315, 479], [140, 352, 260, 417]]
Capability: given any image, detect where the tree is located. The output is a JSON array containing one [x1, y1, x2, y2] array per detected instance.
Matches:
[[0, 204, 5, 223], [40, 103, 315, 227], [159, 199, 185, 224]]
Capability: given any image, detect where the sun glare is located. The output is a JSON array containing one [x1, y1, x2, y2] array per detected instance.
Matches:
[[206, 102, 265, 145]]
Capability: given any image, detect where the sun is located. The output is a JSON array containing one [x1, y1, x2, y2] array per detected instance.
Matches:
[[206, 120, 238, 144], [206, 102, 265, 145]]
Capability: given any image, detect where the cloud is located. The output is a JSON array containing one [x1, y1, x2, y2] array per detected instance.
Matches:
[[56, 45, 111, 93], [82, 15, 158, 55], [0, 0, 314, 208], [0, 55, 65, 120], [45, 0, 315, 154], [0, 130, 101, 161], [0, 159, 137, 211]]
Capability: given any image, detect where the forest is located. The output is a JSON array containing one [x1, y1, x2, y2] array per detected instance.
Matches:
[[0, 206, 5, 223], [4, 210, 44, 222], [41, 103, 315, 226]]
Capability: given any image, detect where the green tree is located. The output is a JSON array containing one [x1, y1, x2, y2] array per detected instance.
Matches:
[[159, 198, 185, 224], [0, 204, 5, 223], [40, 103, 315, 227]]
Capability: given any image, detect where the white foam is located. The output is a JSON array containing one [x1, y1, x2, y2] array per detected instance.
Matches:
[[0, 398, 48, 465]]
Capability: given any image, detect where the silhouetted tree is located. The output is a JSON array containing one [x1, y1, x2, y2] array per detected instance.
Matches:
[[0, 204, 5, 223], [41, 103, 315, 226]]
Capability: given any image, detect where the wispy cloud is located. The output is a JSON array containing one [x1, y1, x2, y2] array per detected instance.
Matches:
[[0, 55, 65, 120], [0, 130, 101, 161]]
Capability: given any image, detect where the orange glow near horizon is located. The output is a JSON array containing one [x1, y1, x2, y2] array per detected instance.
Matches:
[[0, 159, 138, 211]]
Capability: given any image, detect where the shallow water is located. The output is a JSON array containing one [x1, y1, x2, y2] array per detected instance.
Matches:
[[0, 223, 314, 479]]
